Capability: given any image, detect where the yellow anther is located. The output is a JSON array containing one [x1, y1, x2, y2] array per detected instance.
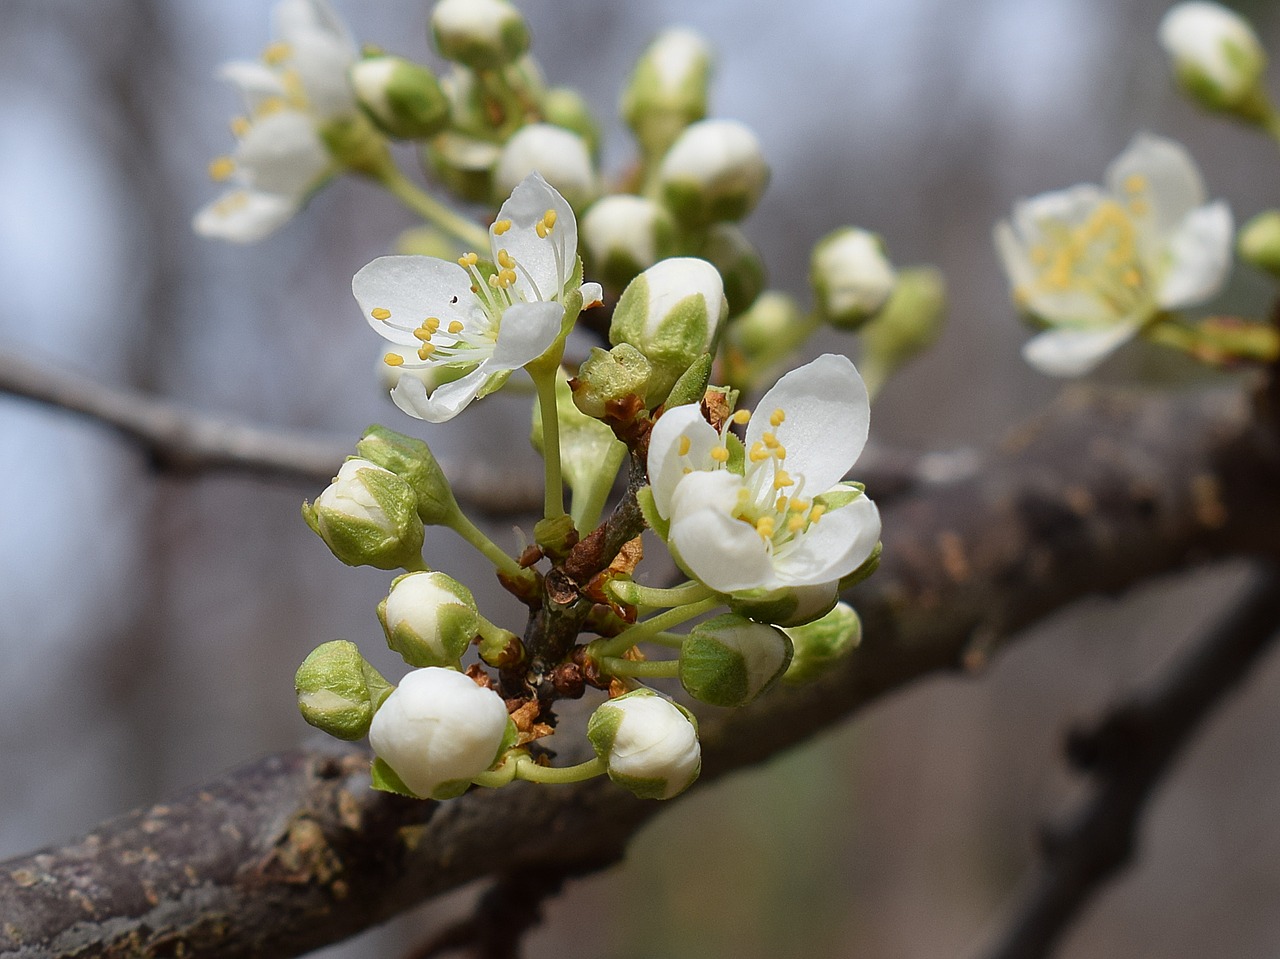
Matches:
[[501, 268, 518, 287], [413, 328, 432, 341], [208, 156, 235, 182], [370, 307, 392, 321], [770, 408, 785, 427], [213, 191, 249, 215], [1122, 268, 1142, 287], [1123, 174, 1147, 194], [683, 466, 692, 475], [755, 516, 775, 539], [1129, 199, 1149, 216], [447, 320, 464, 334], [535, 221, 548, 239], [773, 444, 787, 460], [383, 353, 405, 367], [788, 515, 806, 533], [772, 470, 795, 490], [497, 249, 516, 269], [254, 96, 286, 117], [230, 116, 251, 137], [808, 504, 826, 522], [424, 317, 441, 332], [488, 274, 501, 287], [736, 487, 752, 503], [678, 436, 692, 456], [492, 219, 512, 235], [731, 409, 751, 425], [762, 431, 779, 449], [418, 344, 437, 360], [458, 251, 479, 267], [262, 41, 292, 65], [543, 209, 557, 229], [788, 498, 810, 513], [710, 446, 729, 463], [775, 495, 788, 512], [749, 442, 769, 463]]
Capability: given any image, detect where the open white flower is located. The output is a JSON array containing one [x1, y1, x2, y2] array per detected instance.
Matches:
[[194, 0, 358, 243], [647, 353, 881, 594], [995, 133, 1233, 377], [354, 173, 603, 422]]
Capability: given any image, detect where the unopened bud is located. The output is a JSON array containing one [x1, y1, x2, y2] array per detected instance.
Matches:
[[783, 602, 862, 684], [727, 582, 839, 628], [542, 86, 601, 156], [621, 27, 713, 156], [295, 640, 394, 741], [1239, 210, 1280, 277], [810, 227, 896, 330], [587, 688, 701, 799], [659, 119, 769, 226], [700, 223, 765, 317], [581, 194, 677, 291], [679, 614, 791, 707], [351, 56, 450, 140], [431, 0, 530, 70], [355, 425, 458, 526], [377, 571, 479, 667], [301, 459, 425, 570], [571, 344, 654, 418], [424, 131, 500, 203], [493, 123, 598, 210], [1159, 2, 1268, 119], [858, 267, 947, 396]]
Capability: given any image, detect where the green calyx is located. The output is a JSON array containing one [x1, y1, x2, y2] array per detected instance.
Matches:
[[356, 425, 459, 526], [352, 56, 451, 140], [295, 640, 393, 741]]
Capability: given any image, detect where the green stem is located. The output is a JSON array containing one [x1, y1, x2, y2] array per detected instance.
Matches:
[[571, 440, 628, 533], [646, 631, 691, 649], [375, 166, 490, 251], [609, 579, 715, 609], [471, 758, 519, 789], [600, 656, 680, 679], [529, 364, 567, 520], [402, 553, 431, 573], [447, 508, 533, 583], [513, 755, 606, 785], [592, 596, 721, 659]]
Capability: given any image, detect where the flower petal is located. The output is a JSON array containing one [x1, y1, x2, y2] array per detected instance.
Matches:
[[746, 353, 869, 494], [1021, 323, 1139, 377], [647, 404, 723, 519], [391, 364, 489, 423], [489, 301, 564, 370], [1155, 200, 1233, 309], [773, 494, 880, 587], [290, 32, 358, 119], [218, 60, 287, 112], [234, 110, 331, 196], [492, 172, 577, 301], [1105, 132, 1206, 244], [580, 281, 604, 308], [273, 0, 356, 52], [668, 471, 774, 592], [193, 189, 298, 243], [353, 255, 477, 343]]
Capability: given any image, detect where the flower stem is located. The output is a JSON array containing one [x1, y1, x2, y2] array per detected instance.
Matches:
[[592, 597, 721, 659], [447, 508, 533, 584], [402, 554, 431, 573], [608, 579, 715, 609], [374, 166, 490, 251], [513, 755, 606, 785], [571, 440, 628, 533], [529, 364, 567, 520], [600, 656, 680, 679]]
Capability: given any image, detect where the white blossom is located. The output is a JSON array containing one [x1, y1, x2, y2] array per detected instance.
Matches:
[[810, 227, 897, 327], [493, 124, 598, 210], [1159, 2, 1266, 109], [995, 133, 1233, 376]]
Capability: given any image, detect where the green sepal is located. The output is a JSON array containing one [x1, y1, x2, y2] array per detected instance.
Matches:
[[356, 424, 459, 527], [838, 541, 882, 591], [371, 756, 418, 797], [636, 485, 669, 540], [814, 481, 865, 511], [430, 778, 473, 801], [724, 431, 745, 475], [664, 353, 713, 409]]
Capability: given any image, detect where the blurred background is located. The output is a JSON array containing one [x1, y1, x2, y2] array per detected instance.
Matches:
[[1, 0, 1279, 956]]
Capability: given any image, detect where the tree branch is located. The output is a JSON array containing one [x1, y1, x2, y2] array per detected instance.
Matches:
[[977, 561, 1280, 959], [2, 385, 1279, 959]]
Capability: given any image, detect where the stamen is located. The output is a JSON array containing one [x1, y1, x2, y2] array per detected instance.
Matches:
[[762, 432, 779, 449], [772, 470, 795, 490], [536, 222, 548, 239], [447, 320, 464, 334], [230, 116, 251, 137], [774, 495, 788, 512], [770, 409, 785, 427], [788, 498, 810, 513], [255, 96, 286, 117], [710, 446, 729, 463], [488, 274, 501, 288], [492, 219, 512, 235], [755, 516, 775, 539], [208, 156, 235, 182], [413, 328, 433, 341], [808, 504, 826, 522], [678, 436, 692, 456], [383, 353, 405, 367], [1123, 174, 1146, 194], [731, 409, 751, 425], [497, 249, 516, 269], [370, 307, 392, 321], [787, 515, 806, 533], [749, 442, 769, 463], [418, 344, 436, 360], [773, 445, 787, 460], [543, 209, 558, 229], [262, 41, 292, 65]]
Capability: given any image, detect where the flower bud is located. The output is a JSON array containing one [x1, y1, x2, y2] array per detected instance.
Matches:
[[609, 257, 728, 406], [679, 614, 791, 707], [581, 195, 678, 291], [294, 640, 393, 741], [621, 27, 713, 156], [351, 56, 450, 140], [369, 666, 512, 799], [570, 344, 654, 418], [431, 0, 530, 70], [587, 689, 701, 799], [424, 131, 500, 203], [1159, 2, 1267, 118], [782, 602, 862, 684], [493, 123, 598, 210], [1238, 210, 1280, 278], [377, 571, 479, 667], [542, 86, 601, 156], [810, 227, 896, 330], [355, 425, 458, 526], [858, 267, 947, 396], [699, 223, 765, 317], [659, 119, 769, 226], [726, 291, 801, 360], [727, 582, 839, 628], [301, 459, 425, 570]]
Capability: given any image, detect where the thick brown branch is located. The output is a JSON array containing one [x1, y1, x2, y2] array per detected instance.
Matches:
[[2, 385, 1279, 959]]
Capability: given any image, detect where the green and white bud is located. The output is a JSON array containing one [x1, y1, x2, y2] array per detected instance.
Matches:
[[728, 582, 839, 628], [424, 131, 500, 203], [679, 614, 791, 707], [659, 118, 769, 226], [782, 602, 862, 684], [858, 267, 947, 396], [301, 459, 425, 570], [699, 223, 765, 317], [587, 689, 701, 800], [609, 257, 728, 406], [1238, 210, 1280, 277], [570, 344, 654, 418], [1159, 2, 1268, 119], [294, 640, 394, 741], [810, 227, 896, 330], [621, 27, 713, 157], [355, 425, 458, 526], [580, 194, 677, 291], [351, 56, 450, 140], [493, 123, 598, 210], [542, 86, 601, 156], [377, 571, 479, 667], [369, 666, 512, 799], [431, 0, 530, 70]]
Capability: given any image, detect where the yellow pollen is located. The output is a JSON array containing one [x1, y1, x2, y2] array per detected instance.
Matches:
[[1123, 174, 1147, 194], [535, 221, 548, 239], [459, 252, 479, 267], [775, 495, 788, 512], [383, 353, 405, 367], [447, 320, 464, 334], [208, 156, 235, 182], [773, 445, 787, 460], [413, 329, 432, 341], [788, 515, 806, 533], [497, 249, 515, 269], [255, 96, 286, 117], [262, 41, 292, 65], [808, 504, 826, 523], [1129, 199, 1149, 216], [731, 409, 751, 425], [678, 436, 692, 456], [683, 466, 692, 475], [492, 219, 512, 235], [502, 268, 518, 287], [418, 344, 436, 360], [230, 116, 251, 137], [762, 431, 779, 449], [544, 209, 558, 227], [770, 408, 785, 427], [710, 446, 729, 463], [789, 498, 810, 513], [1123, 268, 1142, 287], [736, 487, 752, 503], [370, 307, 391, 321], [755, 516, 775, 539], [749, 442, 769, 463], [773, 470, 795, 490], [424, 317, 441, 332]]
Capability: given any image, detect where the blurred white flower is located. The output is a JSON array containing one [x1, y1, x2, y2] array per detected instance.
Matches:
[[1159, 2, 1267, 113], [493, 124, 598, 210]]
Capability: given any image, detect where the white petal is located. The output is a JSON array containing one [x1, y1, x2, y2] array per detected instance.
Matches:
[[494, 124, 598, 211], [1155, 200, 1233, 309], [353, 255, 477, 342], [218, 60, 287, 111], [773, 494, 880, 587], [492, 172, 578, 300], [234, 110, 330, 196], [290, 32, 358, 118], [580, 281, 604, 308], [1022, 324, 1139, 377], [273, 0, 356, 51], [746, 353, 869, 493], [193, 189, 298, 243], [392, 364, 489, 423], [668, 471, 774, 592], [647, 404, 722, 519], [1105, 133, 1206, 243], [489, 301, 564, 370]]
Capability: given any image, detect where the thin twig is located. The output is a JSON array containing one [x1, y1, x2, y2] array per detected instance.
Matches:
[[979, 562, 1280, 959]]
